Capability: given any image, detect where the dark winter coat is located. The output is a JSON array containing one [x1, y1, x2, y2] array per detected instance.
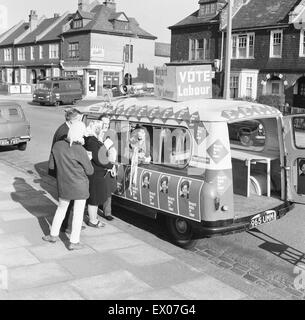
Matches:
[[48, 122, 69, 177], [49, 139, 94, 200], [84, 136, 117, 206]]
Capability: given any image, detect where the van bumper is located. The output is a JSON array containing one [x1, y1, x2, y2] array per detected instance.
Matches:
[[195, 201, 295, 237]]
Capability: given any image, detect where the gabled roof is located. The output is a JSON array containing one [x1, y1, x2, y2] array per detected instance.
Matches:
[[64, 5, 156, 39], [75, 10, 95, 20], [109, 12, 129, 22], [232, 0, 301, 29], [18, 17, 59, 44], [39, 14, 73, 42], [0, 22, 29, 46]]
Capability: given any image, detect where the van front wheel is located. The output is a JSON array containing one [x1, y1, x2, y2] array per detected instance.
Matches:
[[165, 216, 197, 249]]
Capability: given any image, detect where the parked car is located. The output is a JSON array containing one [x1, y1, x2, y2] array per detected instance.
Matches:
[[33, 77, 83, 106], [228, 120, 265, 147], [0, 102, 31, 151]]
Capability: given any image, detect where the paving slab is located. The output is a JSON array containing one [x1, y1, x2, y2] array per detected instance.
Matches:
[[0, 247, 39, 268], [0, 200, 25, 211], [0, 234, 32, 250], [127, 288, 186, 300], [58, 252, 122, 278], [84, 233, 144, 252], [81, 223, 122, 237], [29, 241, 95, 262], [172, 275, 248, 300], [0, 283, 84, 300], [128, 259, 203, 289], [113, 244, 174, 266], [7, 262, 73, 291], [70, 270, 151, 300]]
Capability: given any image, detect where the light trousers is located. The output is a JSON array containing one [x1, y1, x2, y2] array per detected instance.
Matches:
[[51, 198, 86, 244]]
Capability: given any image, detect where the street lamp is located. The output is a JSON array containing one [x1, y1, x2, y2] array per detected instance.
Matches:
[[223, 0, 232, 100]]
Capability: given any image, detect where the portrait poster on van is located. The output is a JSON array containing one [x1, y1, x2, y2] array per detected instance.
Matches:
[[178, 179, 203, 221], [140, 170, 160, 208], [159, 175, 179, 213], [114, 164, 127, 197], [125, 166, 140, 202]]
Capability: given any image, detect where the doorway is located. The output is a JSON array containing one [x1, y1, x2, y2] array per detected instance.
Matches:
[[87, 70, 98, 97]]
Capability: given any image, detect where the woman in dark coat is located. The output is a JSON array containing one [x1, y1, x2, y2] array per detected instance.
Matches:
[[84, 116, 117, 226], [43, 122, 94, 250]]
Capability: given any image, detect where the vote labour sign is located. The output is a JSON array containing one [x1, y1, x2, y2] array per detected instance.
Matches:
[[154, 65, 213, 102]]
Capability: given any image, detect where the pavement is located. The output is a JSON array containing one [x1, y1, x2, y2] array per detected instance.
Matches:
[[0, 158, 297, 301]]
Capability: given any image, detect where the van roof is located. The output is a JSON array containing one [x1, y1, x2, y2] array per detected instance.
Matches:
[[76, 96, 282, 123], [0, 102, 21, 108]]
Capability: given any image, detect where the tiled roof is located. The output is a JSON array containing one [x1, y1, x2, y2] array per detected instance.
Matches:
[[63, 5, 156, 39], [155, 42, 170, 57], [39, 14, 73, 42], [0, 22, 29, 46], [76, 10, 95, 20], [169, 10, 219, 29], [232, 0, 301, 29], [18, 17, 59, 44], [170, 0, 301, 30]]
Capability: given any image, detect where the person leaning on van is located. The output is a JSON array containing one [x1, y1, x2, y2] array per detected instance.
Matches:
[[43, 122, 94, 251], [84, 114, 117, 223]]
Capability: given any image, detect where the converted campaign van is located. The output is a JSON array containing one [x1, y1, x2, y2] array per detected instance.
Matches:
[[75, 95, 305, 248], [33, 77, 83, 106]]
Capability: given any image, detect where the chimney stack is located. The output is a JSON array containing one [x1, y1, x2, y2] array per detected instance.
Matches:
[[103, 0, 116, 11], [54, 13, 60, 18], [29, 10, 38, 31], [78, 0, 90, 11]]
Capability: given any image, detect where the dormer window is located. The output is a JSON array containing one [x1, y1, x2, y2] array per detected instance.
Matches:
[[199, 2, 216, 16], [73, 19, 83, 29]]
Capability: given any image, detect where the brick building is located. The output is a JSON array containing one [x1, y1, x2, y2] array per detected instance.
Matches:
[[169, 0, 305, 108], [0, 0, 170, 96]]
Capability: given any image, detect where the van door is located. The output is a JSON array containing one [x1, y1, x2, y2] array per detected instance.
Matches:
[[283, 114, 305, 203]]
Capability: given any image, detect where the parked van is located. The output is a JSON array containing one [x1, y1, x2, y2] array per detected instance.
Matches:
[[0, 102, 31, 151], [76, 96, 302, 248], [33, 77, 83, 106]]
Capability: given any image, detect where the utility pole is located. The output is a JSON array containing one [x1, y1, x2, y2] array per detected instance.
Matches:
[[223, 0, 232, 100]]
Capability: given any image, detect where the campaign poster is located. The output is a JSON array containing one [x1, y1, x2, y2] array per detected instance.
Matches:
[[125, 166, 141, 202], [140, 170, 160, 208], [114, 164, 126, 197], [159, 175, 179, 213], [178, 179, 203, 221]]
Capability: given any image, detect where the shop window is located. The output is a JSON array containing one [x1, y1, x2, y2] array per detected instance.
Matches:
[[298, 78, 305, 96]]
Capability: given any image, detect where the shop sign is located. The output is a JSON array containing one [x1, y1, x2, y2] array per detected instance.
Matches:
[[154, 65, 213, 102], [91, 45, 105, 59]]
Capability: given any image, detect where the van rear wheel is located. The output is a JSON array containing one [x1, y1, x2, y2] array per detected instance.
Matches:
[[165, 216, 197, 249]]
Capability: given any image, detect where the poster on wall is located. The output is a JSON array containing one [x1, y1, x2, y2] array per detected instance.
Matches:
[[140, 170, 160, 208], [159, 175, 179, 213], [178, 178, 203, 221]]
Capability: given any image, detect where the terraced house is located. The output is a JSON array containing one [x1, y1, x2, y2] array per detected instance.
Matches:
[[169, 0, 305, 108], [0, 0, 170, 96]]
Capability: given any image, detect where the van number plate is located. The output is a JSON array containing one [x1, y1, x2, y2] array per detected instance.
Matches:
[[250, 210, 277, 228]]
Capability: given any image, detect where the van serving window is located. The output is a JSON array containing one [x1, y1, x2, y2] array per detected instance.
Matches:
[[9, 108, 19, 116]]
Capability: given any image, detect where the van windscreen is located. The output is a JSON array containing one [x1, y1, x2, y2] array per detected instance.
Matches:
[[38, 82, 52, 90]]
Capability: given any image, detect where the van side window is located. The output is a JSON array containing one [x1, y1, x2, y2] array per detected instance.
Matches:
[[293, 117, 305, 149], [228, 120, 265, 152], [9, 108, 19, 117]]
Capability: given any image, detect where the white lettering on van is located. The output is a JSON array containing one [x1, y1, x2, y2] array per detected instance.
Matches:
[[179, 71, 211, 84]]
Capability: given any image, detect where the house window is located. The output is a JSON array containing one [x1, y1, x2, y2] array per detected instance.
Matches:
[[124, 44, 133, 63], [246, 77, 253, 98], [299, 30, 305, 57], [68, 42, 79, 59], [17, 47, 25, 61], [230, 76, 239, 98], [189, 38, 211, 61], [73, 19, 83, 29], [299, 81, 305, 96], [49, 44, 59, 59], [232, 33, 255, 59], [199, 3, 217, 16], [4, 48, 12, 61], [270, 30, 283, 57], [39, 45, 44, 59], [30, 46, 34, 60]]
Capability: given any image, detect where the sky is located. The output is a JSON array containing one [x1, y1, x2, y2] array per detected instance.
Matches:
[[0, 0, 199, 43]]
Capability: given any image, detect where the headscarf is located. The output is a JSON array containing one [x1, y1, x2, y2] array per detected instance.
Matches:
[[67, 121, 86, 147]]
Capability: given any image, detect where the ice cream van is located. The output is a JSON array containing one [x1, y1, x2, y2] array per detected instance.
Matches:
[[75, 94, 305, 248]]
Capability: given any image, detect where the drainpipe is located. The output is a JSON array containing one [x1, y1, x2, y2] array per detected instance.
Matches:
[[223, 0, 232, 100]]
